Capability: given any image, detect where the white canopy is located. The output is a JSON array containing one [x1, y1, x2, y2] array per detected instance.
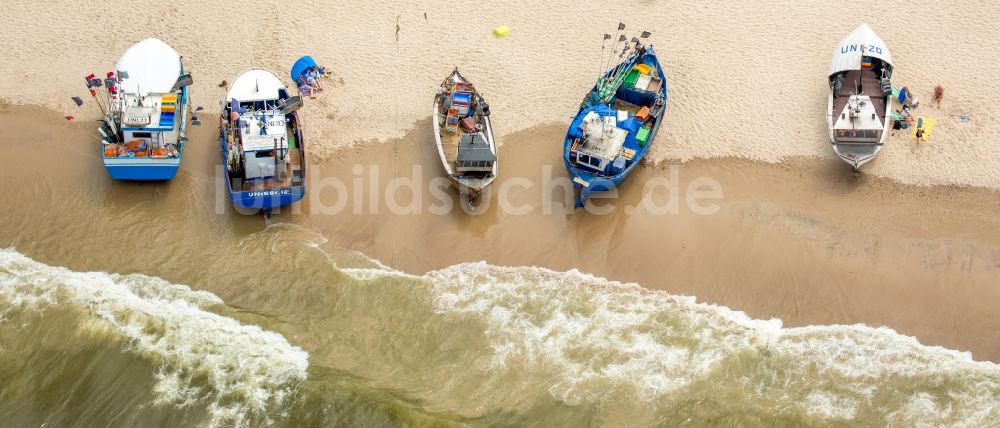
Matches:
[[228, 69, 286, 101], [116, 38, 181, 95], [829, 24, 892, 76]]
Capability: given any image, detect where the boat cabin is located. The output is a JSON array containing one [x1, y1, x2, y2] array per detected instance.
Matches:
[[576, 114, 628, 173], [114, 92, 181, 156], [456, 133, 496, 173], [236, 108, 290, 179]]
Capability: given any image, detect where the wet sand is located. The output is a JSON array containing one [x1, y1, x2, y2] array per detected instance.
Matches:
[[3, 104, 999, 362], [298, 118, 1000, 362]]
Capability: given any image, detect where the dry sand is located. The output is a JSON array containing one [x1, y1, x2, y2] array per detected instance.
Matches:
[[2, 1, 999, 189]]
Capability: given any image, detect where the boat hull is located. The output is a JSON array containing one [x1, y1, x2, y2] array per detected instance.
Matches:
[[228, 186, 306, 210], [103, 157, 181, 180], [832, 142, 884, 171], [563, 46, 668, 207]]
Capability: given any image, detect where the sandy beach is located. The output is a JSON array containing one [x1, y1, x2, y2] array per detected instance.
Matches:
[[2, 0, 999, 189], [2, 1, 1000, 426]]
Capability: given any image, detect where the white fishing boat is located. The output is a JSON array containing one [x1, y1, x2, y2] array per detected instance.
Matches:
[[827, 24, 894, 173], [432, 68, 498, 206], [96, 38, 192, 180]]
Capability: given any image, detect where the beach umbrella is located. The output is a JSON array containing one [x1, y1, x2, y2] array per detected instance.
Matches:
[[492, 25, 512, 38], [71, 96, 84, 107]]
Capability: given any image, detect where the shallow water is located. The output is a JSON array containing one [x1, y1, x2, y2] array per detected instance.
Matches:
[[2, 105, 1000, 427]]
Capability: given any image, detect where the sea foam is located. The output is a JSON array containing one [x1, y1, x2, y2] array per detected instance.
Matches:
[[0, 249, 309, 427], [415, 261, 1000, 425]]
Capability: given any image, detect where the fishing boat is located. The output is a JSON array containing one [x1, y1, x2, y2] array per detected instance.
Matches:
[[432, 68, 498, 206], [827, 24, 894, 173], [95, 38, 192, 180], [564, 32, 667, 207], [218, 68, 306, 213]]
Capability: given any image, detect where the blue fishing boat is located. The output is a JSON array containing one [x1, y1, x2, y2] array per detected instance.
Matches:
[[96, 38, 192, 180], [218, 68, 306, 213], [564, 33, 667, 207]]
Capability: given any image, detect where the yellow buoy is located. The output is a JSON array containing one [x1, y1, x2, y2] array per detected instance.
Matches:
[[492, 25, 512, 38]]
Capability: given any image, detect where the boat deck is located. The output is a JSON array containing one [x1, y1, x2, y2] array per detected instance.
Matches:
[[832, 69, 887, 125], [240, 148, 303, 191], [438, 125, 461, 165]]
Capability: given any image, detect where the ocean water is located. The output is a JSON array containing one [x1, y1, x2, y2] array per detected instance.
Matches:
[[3, 244, 999, 428]]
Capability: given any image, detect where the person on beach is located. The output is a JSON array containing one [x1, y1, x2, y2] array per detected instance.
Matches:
[[903, 86, 920, 108], [892, 109, 905, 133], [915, 124, 926, 144], [307, 67, 323, 92], [902, 106, 915, 127], [933, 84, 944, 107]]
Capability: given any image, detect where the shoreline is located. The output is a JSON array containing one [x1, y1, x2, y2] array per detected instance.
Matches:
[[3, 104, 999, 362]]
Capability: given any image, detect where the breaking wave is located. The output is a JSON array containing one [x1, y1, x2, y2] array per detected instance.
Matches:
[[0, 249, 309, 427], [415, 262, 1000, 426], [3, 242, 999, 427]]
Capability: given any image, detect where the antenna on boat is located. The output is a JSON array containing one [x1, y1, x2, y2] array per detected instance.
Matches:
[[599, 33, 611, 79], [602, 23, 626, 79]]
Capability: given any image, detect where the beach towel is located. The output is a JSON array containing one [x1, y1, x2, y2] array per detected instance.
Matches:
[[912, 117, 936, 141]]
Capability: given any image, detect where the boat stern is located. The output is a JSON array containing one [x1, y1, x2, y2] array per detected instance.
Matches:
[[230, 185, 306, 210], [103, 157, 182, 180], [832, 143, 882, 171]]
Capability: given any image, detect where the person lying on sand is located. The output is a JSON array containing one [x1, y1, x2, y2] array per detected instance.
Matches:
[[892, 109, 906, 131], [933, 85, 944, 107], [307, 67, 323, 91], [902, 106, 915, 127]]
